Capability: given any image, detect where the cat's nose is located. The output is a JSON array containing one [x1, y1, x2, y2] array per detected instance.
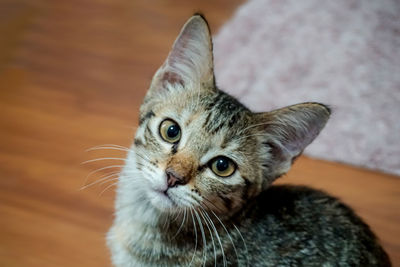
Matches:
[[166, 168, 186, 188]]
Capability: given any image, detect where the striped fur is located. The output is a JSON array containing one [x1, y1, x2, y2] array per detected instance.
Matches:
[[107, 15, 391, 267]]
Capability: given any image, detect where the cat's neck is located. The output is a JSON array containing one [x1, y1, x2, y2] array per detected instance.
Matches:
[[114, 192, 194, 239], [114, 200, 234, 247], [112, 189, 244, 266]]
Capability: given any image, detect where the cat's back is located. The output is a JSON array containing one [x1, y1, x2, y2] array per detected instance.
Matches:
[[238, 185, 391, 266]]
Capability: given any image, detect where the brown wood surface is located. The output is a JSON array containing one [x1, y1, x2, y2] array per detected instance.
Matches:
[[0, 0, 399, 266]]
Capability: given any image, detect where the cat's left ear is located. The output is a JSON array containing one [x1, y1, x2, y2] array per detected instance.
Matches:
[[254, 103, 331, 181], [148, 14, 214, 95]]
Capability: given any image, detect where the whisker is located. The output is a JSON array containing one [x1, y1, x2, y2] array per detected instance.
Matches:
[[82, 169, 118, 185], [172, 208, 187, 239], [80, 171, 120, 190], [99, 177, 120, 186], [162, 215, 168, 230], [202, 197, 224, 214], [199, 210, 217, 267], [99, 181, 119, 196], [233, 223, 249, 267], [188, 208, 198, 267], [86, 165, 125, 177], [193, 209, 207, 267], [135, 152, 151, 162], [188, 192, 202, 202], [201, 198, 242, 265], [171, 208, 182, 224], [82, 165, 125, 188], [81, 157, 126, 165], [205, 207, 236, 267], [86, 146, 131, 153], [86, 143, 130, 152]]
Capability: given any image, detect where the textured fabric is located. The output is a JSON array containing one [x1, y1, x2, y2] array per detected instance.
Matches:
[[214, 0, 400, 175]]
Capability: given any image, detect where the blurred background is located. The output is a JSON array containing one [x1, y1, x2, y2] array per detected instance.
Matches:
[[0, 0, 398, 266]]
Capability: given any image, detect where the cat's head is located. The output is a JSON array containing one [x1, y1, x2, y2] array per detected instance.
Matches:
[[123, 15, 330, 217]]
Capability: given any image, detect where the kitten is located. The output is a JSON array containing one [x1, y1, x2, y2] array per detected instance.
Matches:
[[107, 15, 391, 266]]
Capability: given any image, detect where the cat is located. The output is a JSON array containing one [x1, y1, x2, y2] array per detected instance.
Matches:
[[107, 14, 391, 266]]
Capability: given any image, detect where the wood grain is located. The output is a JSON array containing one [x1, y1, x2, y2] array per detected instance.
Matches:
[[0, 0, 398, 266]]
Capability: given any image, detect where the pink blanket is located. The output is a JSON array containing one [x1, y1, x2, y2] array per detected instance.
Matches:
[[214, 0, 400, 176]]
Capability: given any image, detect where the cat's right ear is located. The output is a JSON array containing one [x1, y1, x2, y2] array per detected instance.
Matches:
[[254, 103, 331, 182], [146, 14, 215, 98]]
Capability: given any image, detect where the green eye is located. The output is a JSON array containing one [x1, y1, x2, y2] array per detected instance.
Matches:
[[159, 119, 181, 143], [210, 156, 236, 177]]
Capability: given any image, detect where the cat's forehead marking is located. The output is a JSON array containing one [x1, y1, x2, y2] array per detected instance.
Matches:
[[202, 91, 248, 135], [139, 110, 155, 125]]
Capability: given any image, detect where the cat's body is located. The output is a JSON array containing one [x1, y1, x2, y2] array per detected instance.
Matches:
[[109, 184, 390, 266], [107, 15, 390, 266]]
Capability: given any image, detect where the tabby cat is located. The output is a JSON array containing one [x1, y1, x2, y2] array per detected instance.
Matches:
[[107, 15, 391, 266]]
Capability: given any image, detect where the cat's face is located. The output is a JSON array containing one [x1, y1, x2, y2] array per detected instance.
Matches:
[[132, 86, 264, 216], [119, 15, 330, 218]]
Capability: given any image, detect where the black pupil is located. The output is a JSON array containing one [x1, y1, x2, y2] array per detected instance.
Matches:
[[167, 124, 180, 138], [216, 158, 229, 172]]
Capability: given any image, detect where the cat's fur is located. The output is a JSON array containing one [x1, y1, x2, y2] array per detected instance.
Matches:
[[107, 15, 391, 266]]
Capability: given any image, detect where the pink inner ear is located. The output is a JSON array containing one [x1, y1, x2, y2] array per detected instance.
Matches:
[[285, 125, 321, 156], [168, 33, 192, 66], [161, 71, 185, 87], [150, 16, 214, 93]]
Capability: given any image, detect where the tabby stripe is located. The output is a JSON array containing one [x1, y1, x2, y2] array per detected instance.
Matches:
[[144, 125, 156, 144], [228, 111, 241, 127], [134, 139, 144, 146], [171, 143, 178, 154], [197, 164, 207, 172], [139, 110, 155, 125], [202, 112, 212, 129], [210, 120, 225, 134]]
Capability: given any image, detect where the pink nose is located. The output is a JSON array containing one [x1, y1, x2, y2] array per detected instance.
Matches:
[[166, 168, 185, 188]]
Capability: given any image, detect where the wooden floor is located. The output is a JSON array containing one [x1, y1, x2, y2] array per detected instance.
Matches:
[[0, 0, 399, 266]]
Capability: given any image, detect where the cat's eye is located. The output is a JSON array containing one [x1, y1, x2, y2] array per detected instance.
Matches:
[[209, 156, 236, 177], [159, 119, 181, 143]]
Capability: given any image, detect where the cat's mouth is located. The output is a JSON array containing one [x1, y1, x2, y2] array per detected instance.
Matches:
[[155, 189, 173, 202], [149, 188, 178, 210]]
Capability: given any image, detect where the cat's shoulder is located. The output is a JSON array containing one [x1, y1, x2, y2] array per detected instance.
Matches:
[[246, 184, 379, 247], [262, 184, 343, 208], [255, 184, 357, 219], [239, 185, 391, 266]]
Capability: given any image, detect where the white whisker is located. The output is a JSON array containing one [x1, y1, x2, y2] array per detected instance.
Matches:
[[99, 177, 120, 186], [233, 224, 249, 267], [193, 209, 207, 267], [134, 152, 153, 163], [99, 181, 119, 196], [206, 208, 235, 267], [86, 165, 125, 178], [80, 171, 120, 190], [199, 210, 217, 267], [86, 144, 130, 152], [86, 146, 131, 153], [81, 157, 126, 165], [188, 208, 198, 267], [172, 208, 187, 239]]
